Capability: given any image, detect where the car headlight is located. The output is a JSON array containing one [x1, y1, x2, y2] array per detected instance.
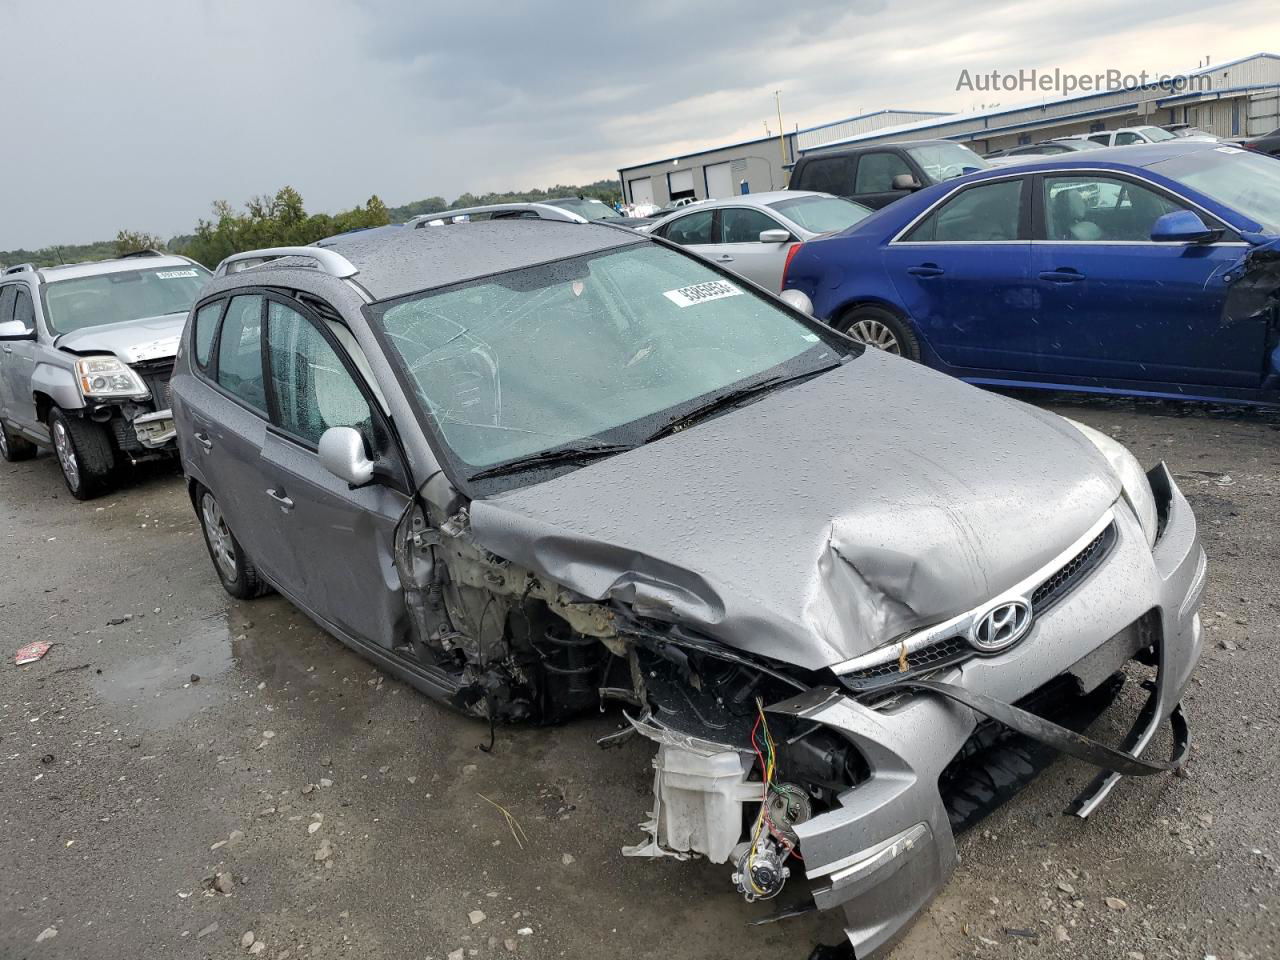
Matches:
[[1063, 418, 1158, 547], [75, 356, 149, 399]]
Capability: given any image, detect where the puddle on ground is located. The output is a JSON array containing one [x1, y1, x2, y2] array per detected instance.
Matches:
[[91, 599, 344, 730]]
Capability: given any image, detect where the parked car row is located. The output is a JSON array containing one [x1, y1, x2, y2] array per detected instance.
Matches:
[[8, 135, 1267, 958]]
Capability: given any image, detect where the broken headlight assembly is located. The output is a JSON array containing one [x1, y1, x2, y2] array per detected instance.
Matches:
[[75, 356, 149, 400], [1064, 418, 1158, 546]]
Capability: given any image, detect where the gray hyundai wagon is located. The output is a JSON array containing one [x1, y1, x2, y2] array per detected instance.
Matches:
[[170, 219, 1205, 957]]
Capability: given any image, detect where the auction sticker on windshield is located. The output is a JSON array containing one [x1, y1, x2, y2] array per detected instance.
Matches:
[[156, 269, 199, 279], [663, 280, 743, 307]]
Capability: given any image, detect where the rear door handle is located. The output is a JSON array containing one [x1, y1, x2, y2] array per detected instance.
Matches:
[[266, 488, 295, 511], [906, 264, 944, 277], [1039, 270, 1086, 283], [1, 345, 12, 354], [192, 431, 213, 451], [716, 254, 735, 263]]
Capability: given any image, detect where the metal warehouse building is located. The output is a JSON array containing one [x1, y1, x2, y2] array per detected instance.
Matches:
[[617, 53, 1279, 201], [616, 109, 946, 207]]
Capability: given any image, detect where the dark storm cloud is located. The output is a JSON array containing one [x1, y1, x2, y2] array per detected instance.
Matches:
[[0, 0, 1265, 248]]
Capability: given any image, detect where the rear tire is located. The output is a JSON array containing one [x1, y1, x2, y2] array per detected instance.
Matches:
[[835, 305, 921, 362], [196, 485, 271, 600], [0, 419, 37, 462], [49, 408, 116, 500]]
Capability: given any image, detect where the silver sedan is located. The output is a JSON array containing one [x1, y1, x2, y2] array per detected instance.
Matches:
[[645, 190, 872, 291]]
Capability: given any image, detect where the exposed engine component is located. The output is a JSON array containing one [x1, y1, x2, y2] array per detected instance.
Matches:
[[732, 837, 790, 902], [765, 783, 813, 846]]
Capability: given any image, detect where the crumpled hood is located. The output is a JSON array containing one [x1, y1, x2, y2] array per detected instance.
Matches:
[[469, 351, 1121, 671], [56, 312, 187, 363]]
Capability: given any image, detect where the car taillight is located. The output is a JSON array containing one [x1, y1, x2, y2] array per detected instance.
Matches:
[[781, 242, 803, 290]]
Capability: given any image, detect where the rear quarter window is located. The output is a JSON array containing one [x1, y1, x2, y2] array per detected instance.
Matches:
[[192, 300, 224, 369]]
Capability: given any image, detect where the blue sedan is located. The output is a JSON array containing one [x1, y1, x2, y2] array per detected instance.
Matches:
[[781, 142, 1280, 404]]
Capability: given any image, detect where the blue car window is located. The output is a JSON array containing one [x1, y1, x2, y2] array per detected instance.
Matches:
[[1043, 176, 1185, 242], [903, 180, 1022, 242]]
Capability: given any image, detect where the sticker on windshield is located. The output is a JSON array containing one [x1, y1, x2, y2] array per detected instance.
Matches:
[[156, 269, 199, 279], [1214, 146, 1245, 154], [663, 280, 743, 307]]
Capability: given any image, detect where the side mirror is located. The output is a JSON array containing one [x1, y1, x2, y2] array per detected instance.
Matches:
[[778, 289, 814, 315], [892, 173, 923, 191], [0, 319, 35, 340], [318, 426, 375, 487], [758, 229, 792, 243], [1150, 210, 1221, 244]]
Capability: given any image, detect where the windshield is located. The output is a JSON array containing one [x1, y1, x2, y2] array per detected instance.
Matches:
[[905, 142, 991, 181], [767, 195, 872, 233], [1140, 126, 1177, 142], [43, 264, 211, 335], [1154, 149, 1280, 233], [546, 198, 622, 220], [370, 243, 844, 481]]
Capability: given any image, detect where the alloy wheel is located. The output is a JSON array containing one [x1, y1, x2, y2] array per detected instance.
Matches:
[[201, 493, 238, 581], [52, 420, 80, 490], [0, 426, 8, 459], [847, 319, 902, 355]]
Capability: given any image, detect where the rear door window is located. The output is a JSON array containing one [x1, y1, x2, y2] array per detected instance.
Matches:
[[796, 155, 856, 195], [214, 295, 266, 412], [0, 285, 16, 324], [903, 180, 1024, 242], [13, 288, 35, 331]]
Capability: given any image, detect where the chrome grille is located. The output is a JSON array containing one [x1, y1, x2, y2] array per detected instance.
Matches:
[[842, 635, 969, 687], [1030, 523, 1114, 613]]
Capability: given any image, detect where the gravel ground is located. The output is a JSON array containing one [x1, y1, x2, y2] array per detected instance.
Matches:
[[1, 393, 1276, 960]]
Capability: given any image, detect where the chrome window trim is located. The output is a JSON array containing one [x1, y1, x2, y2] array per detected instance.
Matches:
[[889, 165, 1246, 246], [831, 508, 1117, 676]]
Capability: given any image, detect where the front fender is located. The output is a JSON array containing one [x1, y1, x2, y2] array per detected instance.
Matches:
[[31, 361, 83, 411]]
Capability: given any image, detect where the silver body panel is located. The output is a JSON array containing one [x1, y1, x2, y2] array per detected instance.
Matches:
[[0, 257, 199, 446]]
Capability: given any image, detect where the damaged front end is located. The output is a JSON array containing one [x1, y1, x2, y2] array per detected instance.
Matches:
[[392, 451, 1204, 958]]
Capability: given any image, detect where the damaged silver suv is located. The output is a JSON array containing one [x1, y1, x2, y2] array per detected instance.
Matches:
[[171, 221, 1206, 957], [0, 252, 211, 498]]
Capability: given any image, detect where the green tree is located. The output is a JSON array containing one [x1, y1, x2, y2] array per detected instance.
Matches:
[[114, 230, 165, 256], [182, 188, 391, 268]]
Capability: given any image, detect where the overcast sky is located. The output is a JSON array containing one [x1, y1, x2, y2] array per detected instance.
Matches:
[[1, 0, 1272, 248]]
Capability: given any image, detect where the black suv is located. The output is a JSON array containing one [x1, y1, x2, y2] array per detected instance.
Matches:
[[788, 139, 991, 209]]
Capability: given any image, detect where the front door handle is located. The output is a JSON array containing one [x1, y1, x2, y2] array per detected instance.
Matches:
[[716, 254, 735, 263], [266, 488, 295, 511], [192, 431, 213, 451], [1, 344, 12, 354], [1039, 269, 1086, 283], [906, 264, 944, 277]]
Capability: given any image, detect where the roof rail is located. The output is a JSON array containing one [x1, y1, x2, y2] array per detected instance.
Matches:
[[3, 263, 37, 275], [213, 246, 359, 279], [409, 202, 589, 227], [117, 249, 167, 259]]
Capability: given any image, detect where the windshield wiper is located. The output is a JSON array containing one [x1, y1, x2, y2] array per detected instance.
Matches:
[[644, 362, 841, 443], [468, 442, 634, 481]]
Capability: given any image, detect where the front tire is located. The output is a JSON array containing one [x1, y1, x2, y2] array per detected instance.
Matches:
[[0, 419, 37, 462], [196, 486, 270, 600], [49, 409, 116, 500], [835, 305, 921, 362]]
